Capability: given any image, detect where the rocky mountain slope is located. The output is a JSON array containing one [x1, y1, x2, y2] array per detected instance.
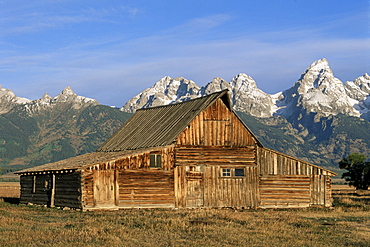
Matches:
[[0, 87, 131, 175]]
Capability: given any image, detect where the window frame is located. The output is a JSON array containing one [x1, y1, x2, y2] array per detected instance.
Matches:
[[220, 168, 245, 178], [222, 168, 232, 177], [149, 153, 162, 168]]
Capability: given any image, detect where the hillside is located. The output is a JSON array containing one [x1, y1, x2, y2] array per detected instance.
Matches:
[[0, 100, 131, 175]]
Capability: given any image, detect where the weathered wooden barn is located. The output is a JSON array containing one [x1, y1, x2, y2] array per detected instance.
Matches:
[[16, 90, 336, 210]]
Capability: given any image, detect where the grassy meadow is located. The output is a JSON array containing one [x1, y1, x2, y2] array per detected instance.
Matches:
[[0, 192, 369, 247]]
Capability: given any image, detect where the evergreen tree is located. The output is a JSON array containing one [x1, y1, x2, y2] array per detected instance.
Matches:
[[339, 153, 370, 190]]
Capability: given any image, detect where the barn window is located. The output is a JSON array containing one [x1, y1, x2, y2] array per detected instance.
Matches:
[[222, 168, 231, 177], [235, 168, 245, 177], [150, 154, 162, 168], [221, 168, 245, 177]]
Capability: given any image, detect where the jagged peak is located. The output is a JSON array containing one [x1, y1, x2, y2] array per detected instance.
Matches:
[[60, 86, 76, 96], [307, 58, 331, 72], [150, 76, 199, 93], [0, 85, 15, 95], [232, 73, 254, 81], [210, 77, 228, 84], [230, 73, 257, 90], [41, 92, 52, 99]]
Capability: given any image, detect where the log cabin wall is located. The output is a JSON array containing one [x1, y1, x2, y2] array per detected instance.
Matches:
[[53, 173, 81, 208], [81, 146, 175, 210], [19, 171, 81, 208], [20, 174, 53, 206], [257, 147, 333, 208], [175, 98, 260, 208]]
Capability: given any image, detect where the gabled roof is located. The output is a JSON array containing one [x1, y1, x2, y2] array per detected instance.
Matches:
[[98, 90, 260, 152]]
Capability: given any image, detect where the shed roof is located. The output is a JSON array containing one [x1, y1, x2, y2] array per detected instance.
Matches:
[[15, 147, 160, 174], [97, 90, 259, 152]]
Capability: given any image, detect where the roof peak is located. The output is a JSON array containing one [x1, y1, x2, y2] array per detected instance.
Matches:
[[136, 89, 230, 112]]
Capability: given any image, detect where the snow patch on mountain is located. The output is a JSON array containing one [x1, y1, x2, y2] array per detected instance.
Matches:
[[345, 73, 370, 120], [274, 58, 359, 119], [0, 85, 31, 114], [121, 76, 201, 113], [23, 86, 98, 115]]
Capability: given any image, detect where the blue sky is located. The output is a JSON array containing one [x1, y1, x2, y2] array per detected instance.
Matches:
[[0, 0, 369, 107]]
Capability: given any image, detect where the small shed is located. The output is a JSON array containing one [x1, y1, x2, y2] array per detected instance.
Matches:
[[16, 90, 336, 210]]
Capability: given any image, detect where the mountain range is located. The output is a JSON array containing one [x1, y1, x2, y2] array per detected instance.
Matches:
[[0, 58, 369, 178], [121, 58, 370, 121]]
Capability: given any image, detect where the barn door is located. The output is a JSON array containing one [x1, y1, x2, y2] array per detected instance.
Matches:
[[185, 167, 204, 207], [93, 169, 118, 208]]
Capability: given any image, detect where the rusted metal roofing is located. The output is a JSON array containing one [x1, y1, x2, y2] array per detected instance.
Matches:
[[97, 90, 234, 152]]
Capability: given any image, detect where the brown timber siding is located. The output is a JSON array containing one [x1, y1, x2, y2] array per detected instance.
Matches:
[[81, 146, 175, 210], [177, 98, 257, 147], [175, 146, 259, 208], [257, 147, 334, 207], [259, 175, 311, 208], [54, 173, 81, 208], [119, 170, 175, 208]]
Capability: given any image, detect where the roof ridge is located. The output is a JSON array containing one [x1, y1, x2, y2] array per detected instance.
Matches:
[[136, 89, 229, 112]]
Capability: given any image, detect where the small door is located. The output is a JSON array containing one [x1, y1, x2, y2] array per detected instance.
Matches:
[[93, 169, 118, 208], [185, 168, 204, 207]]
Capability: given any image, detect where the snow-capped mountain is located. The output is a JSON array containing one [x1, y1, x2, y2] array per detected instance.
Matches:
[[121, 74, 275, 118], [121, 76, 200, 113], [345, 73, 370, 121], [120, 58, 369, 122], [0, 86, 98, 115], [24, 86, 98, 115], [275, 58, 359, 121], [201, 74, 275, 118], [0, 85, 31, 114]]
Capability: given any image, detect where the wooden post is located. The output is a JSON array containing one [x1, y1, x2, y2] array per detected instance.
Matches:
[[50, 174, 55, 207]]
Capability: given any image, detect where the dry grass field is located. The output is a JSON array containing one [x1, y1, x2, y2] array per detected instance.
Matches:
[[0, 182, 20, 198], [0, 185, 369, 246]]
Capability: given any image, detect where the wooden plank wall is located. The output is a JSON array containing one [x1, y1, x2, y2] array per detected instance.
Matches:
[[93, 168, 118, 208], [119, 170, 175, 208], [257, 147, 333, 176], [257, 147, 333, 207], [175, 146, 259, 208], [205, 165, 259, 208], [20, 173, 82, 208], [54, 173, 81, 208], [259, 175, 311, 208], [175, 146, 256, 166], [81, 146, 175, 210], [311, 175, 333, 207], [20, 174, 51, 205], [176, 98, 257, 147]]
